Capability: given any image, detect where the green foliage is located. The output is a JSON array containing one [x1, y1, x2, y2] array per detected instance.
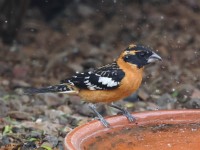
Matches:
[[28, 137, 38, 142], [3, 125, 13, 135], [40, 145, 52, 150], [172, 91, 179, 98]]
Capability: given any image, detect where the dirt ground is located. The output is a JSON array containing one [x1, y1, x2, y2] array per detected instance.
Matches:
[[0, 0, 200, 149]]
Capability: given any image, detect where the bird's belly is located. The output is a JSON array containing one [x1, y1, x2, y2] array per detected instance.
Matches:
[[79, 76, 142, 103]]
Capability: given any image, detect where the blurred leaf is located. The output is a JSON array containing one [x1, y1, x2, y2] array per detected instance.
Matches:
[[172, 91, 179, 98], [125, 102, 135, 108], [3, 125, 13, 135], [2, 94, 18, 101], [28, 137, 38, 142], [2, 95, 11, 101], [41, 145, 52, 150]]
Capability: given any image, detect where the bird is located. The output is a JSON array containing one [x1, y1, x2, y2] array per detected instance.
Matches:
[[24, 44, 162, 127]]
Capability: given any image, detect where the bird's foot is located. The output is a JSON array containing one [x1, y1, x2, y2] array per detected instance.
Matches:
[[94, 116, 110, 128], [109, 102, 136, 122], [89, 103, 110, 128], [121, 108, 136, 122]]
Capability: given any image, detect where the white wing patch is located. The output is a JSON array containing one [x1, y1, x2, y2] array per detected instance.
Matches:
[[61, 62, 124, 90], [84, 78, 103, 90], [98, 77, 118, 87]]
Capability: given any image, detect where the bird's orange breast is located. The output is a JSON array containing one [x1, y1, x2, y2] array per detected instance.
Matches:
[[79, 59, 144, 103]]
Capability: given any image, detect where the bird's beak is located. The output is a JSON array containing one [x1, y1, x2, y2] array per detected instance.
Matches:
[[147, 52, 162, 63]]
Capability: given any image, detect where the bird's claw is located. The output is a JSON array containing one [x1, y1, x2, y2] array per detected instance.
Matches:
[[95, 116, 110, 127], [99, 118, 110, 128], [109, 103, 136, 123], [123, 110, 136, 122], [89, 103, 110, 128]]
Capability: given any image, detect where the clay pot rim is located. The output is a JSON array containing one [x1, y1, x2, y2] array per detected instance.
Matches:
[[64, 110, 200, 150]]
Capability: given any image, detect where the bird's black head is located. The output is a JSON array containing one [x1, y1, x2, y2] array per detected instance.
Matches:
[[122, 44, 162, 68]]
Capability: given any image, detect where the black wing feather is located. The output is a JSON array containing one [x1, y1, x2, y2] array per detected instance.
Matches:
[[61, 62, 125, 90]]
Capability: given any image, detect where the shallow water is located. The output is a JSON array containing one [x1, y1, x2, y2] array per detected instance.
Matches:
[[82, 123, 200, 150]]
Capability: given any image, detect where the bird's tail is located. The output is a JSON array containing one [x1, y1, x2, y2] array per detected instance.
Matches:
[[24, 84, 77, 95]]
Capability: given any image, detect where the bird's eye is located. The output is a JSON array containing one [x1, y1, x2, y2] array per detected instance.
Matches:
[[125, 55, 129, 59], [139, 52, 146, 57]]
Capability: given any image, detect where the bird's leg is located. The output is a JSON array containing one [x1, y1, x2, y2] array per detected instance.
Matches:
[[109, 102, 136, 122], [88, 103, 110, 128]]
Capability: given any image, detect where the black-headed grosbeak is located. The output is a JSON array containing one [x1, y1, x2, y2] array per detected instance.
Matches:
[[25, 44, 162, 127]]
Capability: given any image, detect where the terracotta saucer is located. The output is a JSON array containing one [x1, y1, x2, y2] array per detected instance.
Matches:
[[64, 110, 200, 150]]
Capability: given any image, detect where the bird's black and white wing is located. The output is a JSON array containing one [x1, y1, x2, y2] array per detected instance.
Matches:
[[61, 62, 125, 90]]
